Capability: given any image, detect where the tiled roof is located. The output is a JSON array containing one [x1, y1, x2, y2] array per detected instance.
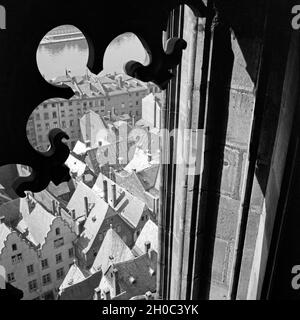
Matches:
[[115, 170, 147, 201], [60, 262, 90, 291], [0, 185, 12, 205], [134, 220, 158, 254], [77, 198, 117, 254], [47, 181, 70, 198], [90, 227, 134, 274], [73, 140, 91, 155], [0, 199, 22, 227], [0, 223, 11, 253], [136, 165, 160, 191], [92, 173, 147, 228], [59, 268, 102, 300], [80, 110, 112, 149], [16, 203, 55, 247], [125, 148, 159, 173], [67, 182, 99, 220], [100, 251, 157, 299], [65, 153, 87, 178]]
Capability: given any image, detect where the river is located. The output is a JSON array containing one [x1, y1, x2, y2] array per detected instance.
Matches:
[[36, 31, 149, 80]]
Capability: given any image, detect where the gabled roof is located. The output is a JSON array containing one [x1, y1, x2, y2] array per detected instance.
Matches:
[[134, 220, 158, 254], [0, 223, 11, 253], [0, 198, 30, 228], [92, 173, 147, 228], [77, 198, 117, 254], [136, 165, 160, 191], [0, 185, 12, 205], [59, 268, 102, 300], [47, 181, 71, 198], [90, 227, 134, 274], [80, 110, 112, 149], [67, 182, 98, 220], [16, 203, 55, 247], [65, 153, 87, 178], [60, 262, 90, 291], [100, 251, 157, 299], [115, 170, 147, 201], [73, 140, 91, 155], [125, 148, 159, 173]]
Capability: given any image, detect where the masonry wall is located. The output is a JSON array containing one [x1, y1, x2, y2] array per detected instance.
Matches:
[[39, 218, 77, 298], [0, 232, 40, 300]]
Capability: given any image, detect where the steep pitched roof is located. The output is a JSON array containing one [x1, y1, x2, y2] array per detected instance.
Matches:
[[136, 165, 160, 191], [114, 170, 147, 201], [73, 140, 91, 155], [67, 182, 98, 219], [60, 262, 90, 291], [100, 251, 157, 299], [92, 173, 147, 228], [125, 148, 153, 173], [0, 198, 30, 228], [76, 198, 117, 254], [0, 223, 11, 253], [80, 110, 111, 148], [134, 220, 158, 254], [90, 227, 134, 274], [0, 185, 12, 205], [65, 153, 87, 178], [58, 268, 102, 300], [16, 203, 55, 246], [47, 181, 70, 198]]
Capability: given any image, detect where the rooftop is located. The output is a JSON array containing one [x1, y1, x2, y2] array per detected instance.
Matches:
[[67, 181, 99, 220], [76, 198, 117, 254], [90, 227, 134, 274]]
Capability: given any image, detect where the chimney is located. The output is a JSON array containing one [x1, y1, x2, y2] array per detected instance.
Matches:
[[154, 100, 157, 128], [144, 241, 151, 255], [109, 167, 114, 181], [84, 196, 89, 217], [117, 76, 123, 88], [112, 268, 120, 296], [0, 216, 5, 224], [71, 209, 76, 220], [148, 153, 152, 163], [86, 140, 91, 148], [153, 199, 156, 214], [52, 200, 56, 215], [23, 227, 29, 238], [145, 291, 154, 300], [132, 115, 135, 127], [108, 111, 111, 121], [103, 180, 108, 203], [103, 288, 111, 300], [57, 206, 62, 217], [111, 183, 117, 207], [94, 288, 101, 300], [98, 140, 102, 147]]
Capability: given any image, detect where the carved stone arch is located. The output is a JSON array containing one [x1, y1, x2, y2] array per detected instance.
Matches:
[[0, 0, 208, 197]]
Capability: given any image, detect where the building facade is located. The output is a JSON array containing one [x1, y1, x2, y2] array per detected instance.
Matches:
[[0, 198, 77, 300], [26, 73, 159, 151]]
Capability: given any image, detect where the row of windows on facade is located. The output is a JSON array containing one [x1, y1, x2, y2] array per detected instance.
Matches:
[[36, 107, 139, 130], [10, 246, 74, 267], [35, 100, 141, 121], [8, 266, 67, 293], [38, 93, 142, 111]]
